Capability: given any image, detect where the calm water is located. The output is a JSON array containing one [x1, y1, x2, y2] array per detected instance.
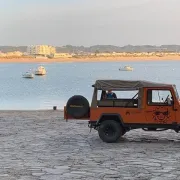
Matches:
[[0, 61, 179, 110]]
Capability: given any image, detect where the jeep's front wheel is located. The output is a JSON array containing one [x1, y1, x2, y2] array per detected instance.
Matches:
[[98, 120, 122, 143]]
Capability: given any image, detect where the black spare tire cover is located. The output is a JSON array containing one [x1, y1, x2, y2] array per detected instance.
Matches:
[[66, 95, 90, 119]]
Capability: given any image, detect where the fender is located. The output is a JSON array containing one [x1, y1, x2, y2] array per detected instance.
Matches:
[[96, 113, 125, 127]]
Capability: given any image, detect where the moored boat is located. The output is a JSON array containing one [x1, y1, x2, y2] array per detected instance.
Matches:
[[22, 72, 34, 78], [119, 66, 133, 71], [35, 66, 46, 75]]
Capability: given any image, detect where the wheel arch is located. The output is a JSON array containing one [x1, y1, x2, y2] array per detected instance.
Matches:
[[97, 113, 125, 127]]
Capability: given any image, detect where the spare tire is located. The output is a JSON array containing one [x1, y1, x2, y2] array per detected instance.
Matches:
[[66, 95, 90, 119]]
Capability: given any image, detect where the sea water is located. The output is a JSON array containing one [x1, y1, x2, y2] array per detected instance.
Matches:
[[0, 61, 179, 110]]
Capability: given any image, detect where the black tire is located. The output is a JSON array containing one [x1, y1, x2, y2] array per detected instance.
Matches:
[[66, 95, 89, 119], [122, 129, 126, 136], [98, 120, 122, 143]]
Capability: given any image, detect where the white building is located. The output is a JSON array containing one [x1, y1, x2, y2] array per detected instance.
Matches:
[[54, 53, 72, 58], [27, 45, 56, 56]]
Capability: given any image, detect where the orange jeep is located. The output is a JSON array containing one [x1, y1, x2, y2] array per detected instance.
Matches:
[[64, 80, 180, 143]]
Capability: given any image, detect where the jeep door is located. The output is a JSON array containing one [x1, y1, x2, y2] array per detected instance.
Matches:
[[145, 88, 176, 124]]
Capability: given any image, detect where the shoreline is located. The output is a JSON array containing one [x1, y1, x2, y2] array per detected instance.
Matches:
[[0, 55, 180, 63], [0, 109, 64, 112]]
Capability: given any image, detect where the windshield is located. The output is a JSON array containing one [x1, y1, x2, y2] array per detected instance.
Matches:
[[173, 85, 179, 100]]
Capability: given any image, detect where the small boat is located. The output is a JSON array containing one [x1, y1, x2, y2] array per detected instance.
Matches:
[[22, 72, 34, 78], [119, 66, 133, 71], [35, 66, 46, 75]]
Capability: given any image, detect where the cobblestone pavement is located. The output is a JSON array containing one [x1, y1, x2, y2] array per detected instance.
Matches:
[[0, 110, 180, 180]]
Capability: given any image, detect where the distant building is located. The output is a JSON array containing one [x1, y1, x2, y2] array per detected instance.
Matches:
[[54, 53, 72, 58], [27, 45, 56, 56], [0, 52, 6, 57], [7, 51, 23, 57]]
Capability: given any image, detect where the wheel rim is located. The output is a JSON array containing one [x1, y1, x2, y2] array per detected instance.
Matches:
[[104, 125, 115, 137]]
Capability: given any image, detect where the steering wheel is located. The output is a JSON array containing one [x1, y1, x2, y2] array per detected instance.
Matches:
[[164, 95, 169, 103]]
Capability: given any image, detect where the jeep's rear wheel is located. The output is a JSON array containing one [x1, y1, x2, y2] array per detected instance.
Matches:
[[98, 120, 122, 143], [122, 129, 126, 136]]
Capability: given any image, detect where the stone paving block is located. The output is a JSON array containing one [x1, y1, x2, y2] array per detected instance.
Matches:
[[0, 111, 180, 179]]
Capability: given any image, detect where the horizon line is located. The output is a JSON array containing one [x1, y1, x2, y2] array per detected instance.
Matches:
[[1, 44, 180, 47]]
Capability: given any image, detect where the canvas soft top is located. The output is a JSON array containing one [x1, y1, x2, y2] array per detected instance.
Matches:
[[92, 80, 172, 90]]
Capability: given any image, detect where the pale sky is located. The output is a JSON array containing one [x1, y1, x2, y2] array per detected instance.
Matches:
[[0, 0, 180, 46]]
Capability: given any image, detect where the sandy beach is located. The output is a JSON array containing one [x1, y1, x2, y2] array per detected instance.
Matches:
[[1, 55, 180, 63], [0, 110, 180, 179]]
